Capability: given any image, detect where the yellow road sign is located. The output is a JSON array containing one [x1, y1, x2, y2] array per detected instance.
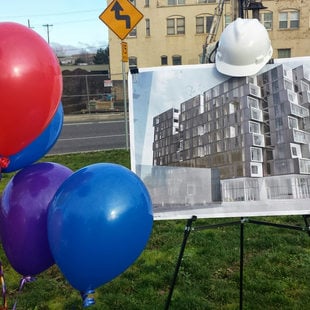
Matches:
[[99, 0, 144, 40]]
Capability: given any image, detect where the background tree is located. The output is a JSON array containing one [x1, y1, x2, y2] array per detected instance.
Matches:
[[74, 49, 92, 65], [93, 47, 109, 64]]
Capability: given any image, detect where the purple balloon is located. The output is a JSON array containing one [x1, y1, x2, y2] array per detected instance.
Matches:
[[0, 162, 73, 276]]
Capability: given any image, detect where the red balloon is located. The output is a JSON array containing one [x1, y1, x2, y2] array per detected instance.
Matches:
[[0, 22, 62, 156]]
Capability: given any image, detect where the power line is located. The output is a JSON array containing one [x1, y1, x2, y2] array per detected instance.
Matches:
[[1, 7, 108, 54], [0, 18, 101, 31], [32, 18, 96, 28], [53, 45, 104, 52], [0, 8, 102, 19]]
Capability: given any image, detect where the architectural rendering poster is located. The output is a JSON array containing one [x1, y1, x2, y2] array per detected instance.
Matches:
[[128, 57, 310, 220]]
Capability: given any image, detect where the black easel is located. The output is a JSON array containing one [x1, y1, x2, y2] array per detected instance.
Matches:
[[165, 215, 310, 310]]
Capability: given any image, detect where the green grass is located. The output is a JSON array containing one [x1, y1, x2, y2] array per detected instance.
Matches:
[[0, 150, 310, 309]]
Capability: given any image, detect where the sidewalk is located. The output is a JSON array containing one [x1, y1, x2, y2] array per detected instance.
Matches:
[[63, 112, 125, 123]]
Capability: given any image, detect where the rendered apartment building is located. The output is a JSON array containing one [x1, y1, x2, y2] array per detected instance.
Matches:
[[152, 63, 310, 183], [107, 0, 310, 81]]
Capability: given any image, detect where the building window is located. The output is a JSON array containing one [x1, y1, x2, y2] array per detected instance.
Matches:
[[287, 89, 297, 104], [247, 76, 256, 84], [279, 10, 299, 29], [196, 16, 204, 34], [249, 84, 261, 97], [250, 147, 263, 162], [253, 133, 264, 147], [247, 96, 259, 109], [167, 16, 185, 35], [284, 79, 293, 91], [145, 18, 150, 36], [229, 126, 236, 138], [260, 11, 273, 30], [290, 143, 301, 158], [198, 0, 216, 3], [172, 55, 182, 65], [249, 121, 260, 134], [251, 108, 263, 122], [161, 55, 168, 65], [288, 116, 298, 129], [145, 0, 149, 6], [251, 163, 262, 177], [128, 28, 137, 37], [300, 80, 310, 92], [129, 56, 137, 67], [278, 48, 291, 58], [224, 14, 231, 28], [196, 15, 213, 34], [168, 0, 185, 5], [251, 165, 258, 174], [229, 101, 239, 114]]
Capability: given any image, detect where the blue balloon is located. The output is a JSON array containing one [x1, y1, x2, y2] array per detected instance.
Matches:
[[47, 163, 153, 296], [2, 103, 64, 173]]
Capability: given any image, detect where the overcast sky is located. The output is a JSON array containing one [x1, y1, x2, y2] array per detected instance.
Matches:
[[0, 0, 109, 55]]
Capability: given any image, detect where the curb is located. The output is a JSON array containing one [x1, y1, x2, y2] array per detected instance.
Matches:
[[63, 112, 125, 123]]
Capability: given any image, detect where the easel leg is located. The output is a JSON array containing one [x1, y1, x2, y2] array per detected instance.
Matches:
[[303, 215, 310, 237], [165, 215, 309, 309], [164, 215, 197, 310], [239, 218, 245, 310]]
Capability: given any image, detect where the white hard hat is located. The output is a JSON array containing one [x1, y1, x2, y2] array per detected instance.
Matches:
[[215, 18, 273, 77]]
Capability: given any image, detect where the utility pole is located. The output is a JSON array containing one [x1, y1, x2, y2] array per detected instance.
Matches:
[[238, 0, 244, 18], [245, 0, 267, 20], [42, 24, 53, 44], [27, 19, 34, 29]]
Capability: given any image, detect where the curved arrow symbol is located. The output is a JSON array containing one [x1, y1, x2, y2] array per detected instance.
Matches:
[[111, 1, 131, 29]]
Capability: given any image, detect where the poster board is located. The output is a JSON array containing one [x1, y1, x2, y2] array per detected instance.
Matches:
[[128, 57, 310, 220]]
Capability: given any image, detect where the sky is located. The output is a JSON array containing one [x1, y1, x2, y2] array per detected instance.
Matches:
[[0, 0, 109, 55], [129, 63, 228, 168]]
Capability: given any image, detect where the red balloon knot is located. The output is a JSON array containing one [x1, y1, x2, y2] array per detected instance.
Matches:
[[0, 157, 9, 169]]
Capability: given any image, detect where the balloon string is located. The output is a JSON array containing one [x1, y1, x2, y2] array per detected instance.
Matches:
[[12, 276, 35, 310], [80, 290, 95, 308], [0, 261, 7, 310]]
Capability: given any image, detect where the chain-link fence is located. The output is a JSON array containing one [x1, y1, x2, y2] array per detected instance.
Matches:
[[61, 71, 125, 114]]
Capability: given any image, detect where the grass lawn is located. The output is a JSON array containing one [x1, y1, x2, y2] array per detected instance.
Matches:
[[0, 150, 309, 309]]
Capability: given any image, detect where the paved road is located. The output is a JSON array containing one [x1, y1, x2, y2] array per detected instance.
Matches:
[[48, 113, 128, 155]]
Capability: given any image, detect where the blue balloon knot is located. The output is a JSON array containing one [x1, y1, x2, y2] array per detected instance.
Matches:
[[81, 290, 95, 308]]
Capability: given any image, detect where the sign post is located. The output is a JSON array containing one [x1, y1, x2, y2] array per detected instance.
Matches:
[[99, 0, 144, 150], [121, 41, 128, 63]]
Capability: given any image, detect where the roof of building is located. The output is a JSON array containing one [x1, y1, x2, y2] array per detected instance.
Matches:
[[61, 64, 109, 73]]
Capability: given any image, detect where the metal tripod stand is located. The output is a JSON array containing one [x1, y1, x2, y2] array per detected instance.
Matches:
[[165, 215, 310, 310]]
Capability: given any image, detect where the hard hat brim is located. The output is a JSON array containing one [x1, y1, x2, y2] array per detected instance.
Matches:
[[215, 48, 273, 77], [215, 61, 264, 77]]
